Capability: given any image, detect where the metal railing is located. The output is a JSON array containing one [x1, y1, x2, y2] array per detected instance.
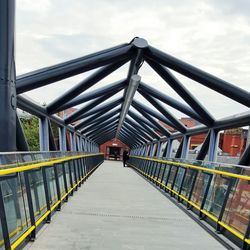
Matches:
[[0, 152, 104, 250], [128, 156, 250, 249]]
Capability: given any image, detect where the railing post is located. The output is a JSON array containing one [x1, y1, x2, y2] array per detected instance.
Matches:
[[0, 184, 11, 249]]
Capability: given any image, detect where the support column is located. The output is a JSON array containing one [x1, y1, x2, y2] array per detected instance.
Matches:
[[165, 139, 173, 158], [77, 136, 81, 151], [59, 126, 67, 151], [208, 129, 219, 162], [181, 135, 190, 159], [156, 141, 162, 158], [149, 143, 155, 157], [0, 0, 16, 151], [69, 132, 74, 151], [72, 132, 77, 151], [39, 117, 49, 151]]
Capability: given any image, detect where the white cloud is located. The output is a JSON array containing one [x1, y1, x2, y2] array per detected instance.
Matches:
[[16, 0, 250, 120]]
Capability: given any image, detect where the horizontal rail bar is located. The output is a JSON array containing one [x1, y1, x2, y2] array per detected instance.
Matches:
[[131, 156, 250, 181]]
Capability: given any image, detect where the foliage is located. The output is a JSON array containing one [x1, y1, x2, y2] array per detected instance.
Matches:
[[20, 116, 40, 151]]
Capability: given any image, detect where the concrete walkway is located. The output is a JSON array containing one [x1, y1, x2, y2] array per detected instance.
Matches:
[[26, 160, 225, 250]]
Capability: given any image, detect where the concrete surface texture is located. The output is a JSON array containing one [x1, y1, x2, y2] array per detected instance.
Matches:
[[25, 160, 225, 250]]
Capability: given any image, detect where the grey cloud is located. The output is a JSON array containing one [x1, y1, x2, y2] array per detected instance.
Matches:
[[16, 0, 250, 119]]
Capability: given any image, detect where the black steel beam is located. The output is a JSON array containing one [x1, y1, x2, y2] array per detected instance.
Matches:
[[17, 43, 133, 94], [17, 95, 92, 142], [87, 120, 118, 138], [139, 89, 187, 133], [96, 131, 116, 145], [145, 46, 250, 107], [125, 117, 154, 141], [238, 143, 250, 166], [145, 59, 215, 126], [138, 82, 205, 124], [127, 112, 160, 139], [91, 125, 117, 141], [196, 131, 210, 160], [132, 101, 171, 136], [76, 97, 123, 121], [120, 128, 144, 146], [65, 90, 118, 124], [95, 131, 114, 144], [118, 133, 135, 148], [53, 79, 126, 113], [76, 107, 121, 131], [47, 61, 128, 114], [119, 131, 135, 146], [123, 123, 148, 144], [82, 115, 119, 135], [128, 110, 161, 134]]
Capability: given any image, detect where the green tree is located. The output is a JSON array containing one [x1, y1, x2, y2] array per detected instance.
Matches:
[[20, 116, 40, 151]]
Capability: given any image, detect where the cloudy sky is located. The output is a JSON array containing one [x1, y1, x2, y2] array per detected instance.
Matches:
[[16, 0, 250, 120]]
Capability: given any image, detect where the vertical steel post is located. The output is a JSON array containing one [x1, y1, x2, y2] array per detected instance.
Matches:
[[149, 143, 155, 157], [156, 141, 162, 158], [143, 145, 147, 156], [59, 126, 67, 151], [69, 132, 74, 151], [0, 0, 16, 151], [39, 117, 50, 151], [79, 136, 83, 151], [181, 135, 190, 159], [165, 139, 173, 158], [208, 129, 219, 162]]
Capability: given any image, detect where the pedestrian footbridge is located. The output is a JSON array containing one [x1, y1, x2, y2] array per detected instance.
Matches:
[[1, 2, 250, 249], [0, 153, 249, 250]]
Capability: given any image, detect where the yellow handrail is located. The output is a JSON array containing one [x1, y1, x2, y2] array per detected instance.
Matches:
[[0, 153, 103, 176], [130, 156, 250, 181]]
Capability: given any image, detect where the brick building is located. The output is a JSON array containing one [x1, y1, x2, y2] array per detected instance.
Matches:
[[100, 138, 130, 160], [160, 117, 207, 150], [219, 128, 247, 157], [160, 117, 248, 156]]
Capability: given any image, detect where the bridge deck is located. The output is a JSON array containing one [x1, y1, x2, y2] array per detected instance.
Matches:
[[26, 161, 225, 250]]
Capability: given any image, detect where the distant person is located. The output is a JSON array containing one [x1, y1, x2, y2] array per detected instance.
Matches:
[[114, 151, 118, 161], [123, 151, 129, 167]]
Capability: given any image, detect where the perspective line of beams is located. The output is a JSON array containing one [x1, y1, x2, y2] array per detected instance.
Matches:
[[76, 106, 121, 131], [64, 87, 123, 124], [51, 79, 127, 113], [115, 74, 141, 137], [47, 60, 129, 114]]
